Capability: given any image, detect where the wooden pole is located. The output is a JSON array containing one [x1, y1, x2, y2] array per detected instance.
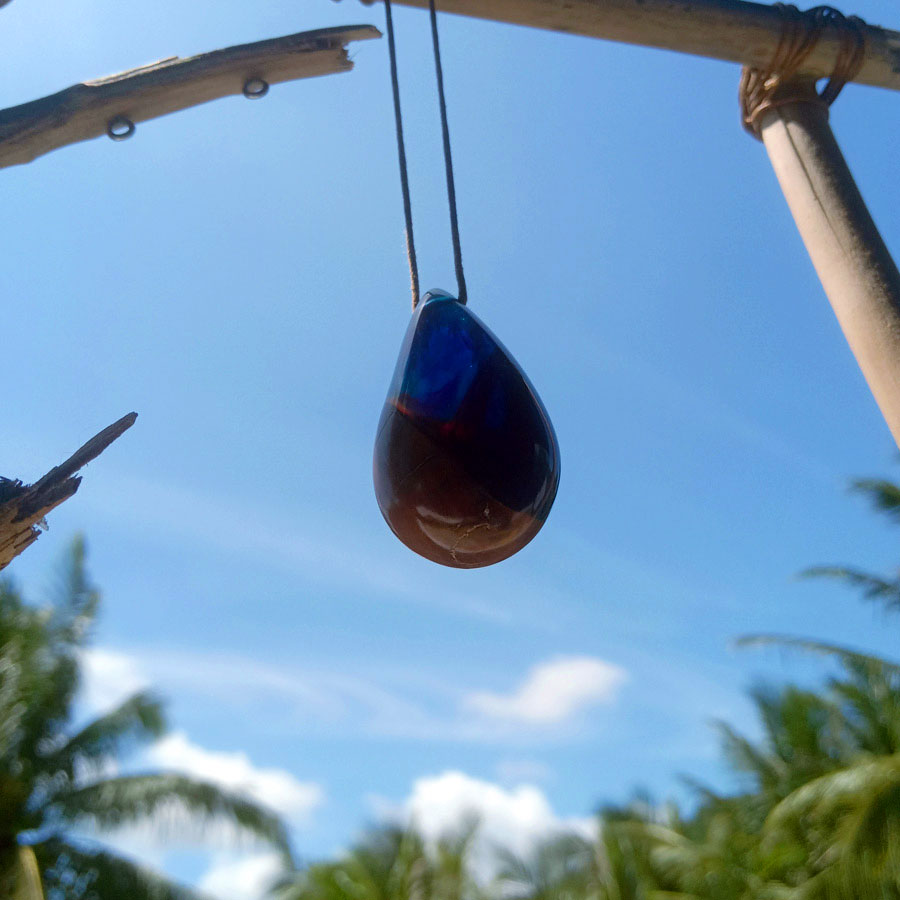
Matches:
[[0, 413, 137, 571], [757, 81, 900, 446], [0, 25, 380, 169], [350, 0, 900, 93]]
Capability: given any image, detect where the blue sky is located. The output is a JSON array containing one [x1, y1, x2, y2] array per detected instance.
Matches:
[[3, 0, 900, 895]]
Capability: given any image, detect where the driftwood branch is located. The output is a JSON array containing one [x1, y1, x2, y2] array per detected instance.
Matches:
[[0, 413, 137, 571], [350, 0, 900, 93], [0, 25, 380, 169]]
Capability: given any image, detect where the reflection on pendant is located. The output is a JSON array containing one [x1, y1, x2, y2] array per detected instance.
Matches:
[[374, 289, 560, 568]]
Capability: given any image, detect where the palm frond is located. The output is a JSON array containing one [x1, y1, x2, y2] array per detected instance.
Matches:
[[35, 836, 207, 900], [47, 536, 99, 649], [0, 639, 26, 759], [794, 856, 900, 899], [11, 540, 105, 762], [736, 636, 900, 674], [53, 773, 293, 860], [39, 691, 166, 778], [798, 566, 900, 610], [766, 754, 900, 843], [713, 720, 783, 789], [678, 775, 724, 808], [850, 479, 900, 524], [646, 893, 702, 900]]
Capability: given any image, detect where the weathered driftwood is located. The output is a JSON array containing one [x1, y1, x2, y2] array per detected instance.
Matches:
[[350, 0, 900, 93], [0, 25, 380, 169], [0, 413, 137, 571]]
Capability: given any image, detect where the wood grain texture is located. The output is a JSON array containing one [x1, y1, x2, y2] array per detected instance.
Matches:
[[0, 25, 381, 169], [351, 0, 900, 92], [0, 413, 137, 572]]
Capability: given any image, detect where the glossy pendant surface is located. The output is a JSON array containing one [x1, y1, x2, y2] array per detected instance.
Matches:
[[374, 290, 560, 568]]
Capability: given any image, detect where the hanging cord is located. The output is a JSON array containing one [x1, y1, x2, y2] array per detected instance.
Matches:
[[739, 4, 866, 139], [384, 0, 420, 307], [383, 0, 469, 308], [428, 0, 468, 306]]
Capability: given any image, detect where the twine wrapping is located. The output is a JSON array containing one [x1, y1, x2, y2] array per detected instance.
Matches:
[[740, 4, 867, 139]]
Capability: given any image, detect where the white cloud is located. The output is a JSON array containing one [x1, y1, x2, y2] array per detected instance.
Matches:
[[79, 648, 324, 828], [392, 771, 596, 879], [463, 657, 627, 725], [147, 732, 323, 825], [198, 852, 284, 900], [78, 732, 323, 867], [73, 648, 326, 898], [80, 648, 149, 714]]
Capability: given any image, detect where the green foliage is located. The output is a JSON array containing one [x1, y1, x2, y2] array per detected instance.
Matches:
[[272, 824, 485, 900], [36, 839, 202, 900], [851, 479, 900, 524], [272, 473, 900, 900], [0, 537, 293, 899], [8, 476, 900, 899]]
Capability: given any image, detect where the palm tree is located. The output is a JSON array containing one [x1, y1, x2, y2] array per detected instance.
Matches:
[[0, 536, 293, 899], [272, 821, 482, 900], [714, 684, 849, 808], [276, 472, 900, 900], [727, 642, 900, 889], [627, 474, 900, 898], [492, 798, 687, 900], [494, 832, 599, 900], [735, 583, 900, 889], [800, 477, 900, 616]]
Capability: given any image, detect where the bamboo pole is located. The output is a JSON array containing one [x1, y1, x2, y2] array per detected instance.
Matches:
[[757, 81, 900, 446], [350, 0, 900, 93], [0, 25, 380, 169]]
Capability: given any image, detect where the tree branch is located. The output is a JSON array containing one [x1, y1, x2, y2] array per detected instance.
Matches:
[[0, 413, 137, 571], [0, 25, 381, 169]]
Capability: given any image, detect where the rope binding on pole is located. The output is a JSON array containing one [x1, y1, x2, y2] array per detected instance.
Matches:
[[739, 4, 867, 139]]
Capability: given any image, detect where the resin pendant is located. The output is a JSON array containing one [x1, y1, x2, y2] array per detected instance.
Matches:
[[374, 289, 560, 568]]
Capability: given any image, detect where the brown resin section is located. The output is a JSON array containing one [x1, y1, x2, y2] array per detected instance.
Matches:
[[374, 404, 549, 568]]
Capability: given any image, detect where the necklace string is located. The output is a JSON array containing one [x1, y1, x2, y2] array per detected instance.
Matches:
[[383, 0, 419, 307], [428, 0, 467, 306], [383, 0, 468, 309]]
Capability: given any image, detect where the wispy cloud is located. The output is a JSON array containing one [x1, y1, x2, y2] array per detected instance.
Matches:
[[84, 646, 631, 744], [79, 470, 520, 626], [463, 656, 627, 725]]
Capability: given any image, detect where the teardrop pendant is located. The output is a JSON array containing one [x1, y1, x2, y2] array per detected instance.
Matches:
[[374, 290, 560, 568]]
